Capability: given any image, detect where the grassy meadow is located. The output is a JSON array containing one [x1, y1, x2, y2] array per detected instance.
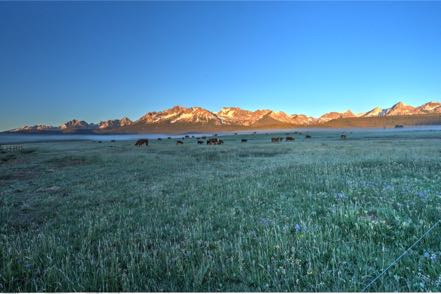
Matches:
[[1, 130, 441, 291]]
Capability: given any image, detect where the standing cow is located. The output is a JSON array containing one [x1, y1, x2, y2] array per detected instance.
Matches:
[[207, 138, 223, 145], [135, 139, 149, 146]]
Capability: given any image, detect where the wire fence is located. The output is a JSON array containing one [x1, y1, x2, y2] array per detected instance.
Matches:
[[0, 144, 24, 152], [361, 219, 441, 292]]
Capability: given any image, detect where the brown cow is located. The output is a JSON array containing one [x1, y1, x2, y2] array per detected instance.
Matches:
[[135, 139, 149, 146], [176, 140, 184, 145], [207, 138, 218, 145], [286, 136, 295, 141], [207, 138, 223, 145]]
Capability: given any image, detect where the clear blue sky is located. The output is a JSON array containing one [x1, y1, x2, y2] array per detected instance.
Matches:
[[1, 1, 441, 130]]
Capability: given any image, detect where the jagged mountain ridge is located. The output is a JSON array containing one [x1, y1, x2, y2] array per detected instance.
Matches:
[[317, 110, 357, 123], [98, 117, 133, 129], [6, 101, 441, 133], [137, 106, 222, 126]]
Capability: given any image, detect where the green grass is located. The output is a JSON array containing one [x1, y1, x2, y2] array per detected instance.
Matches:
[[1, 131, 441, 291]]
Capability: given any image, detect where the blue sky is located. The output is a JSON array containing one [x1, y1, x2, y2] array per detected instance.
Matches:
[[1, 1, 441, 130]]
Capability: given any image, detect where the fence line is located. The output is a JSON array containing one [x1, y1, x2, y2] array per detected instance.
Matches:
[[0, 144, 23, 152], [361, 219, 441, 292]]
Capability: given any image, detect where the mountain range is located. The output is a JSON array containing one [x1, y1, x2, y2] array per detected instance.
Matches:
[[6, 101, 441, 134]]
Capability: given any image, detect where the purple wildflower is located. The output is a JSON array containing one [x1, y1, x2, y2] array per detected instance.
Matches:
[[260, 218, 272, 226], [417, 191, 429, 199], [336, 192, 347, 200], [424, 250, 431, 258]]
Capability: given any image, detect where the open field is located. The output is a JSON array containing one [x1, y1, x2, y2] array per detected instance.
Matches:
[[1, 130, 441, 291]]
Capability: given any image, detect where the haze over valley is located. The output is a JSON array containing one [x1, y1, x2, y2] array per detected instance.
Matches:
[[6, 101, 441, 134]]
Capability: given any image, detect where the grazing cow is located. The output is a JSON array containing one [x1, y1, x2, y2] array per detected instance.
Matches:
[[340, 134, 347, 140], [98, 141, 102, 143], [305, 135, 311, 139], [271, 137, 280, 143], [111, 140, 116, 142], [167, 137, 171, 139], [286, 136, 295, 141], [241, 139, 248, 143], [197, 140, 204, 144], [207, 138, 218, 145], [157, 138, 162, 141], [135, 139, 149, 146], [207, 138, 223, 145], [176, 140, 184, 145]]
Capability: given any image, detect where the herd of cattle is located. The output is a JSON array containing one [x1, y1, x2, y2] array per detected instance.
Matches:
[[134, 133, 348, 147]]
